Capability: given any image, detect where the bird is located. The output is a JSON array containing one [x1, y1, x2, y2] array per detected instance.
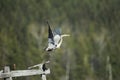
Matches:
[[28, 64, 47, 80], [41, 61, 50, 80], [28, 61, 50, 80], [45, 21, 70, 51], [28, 61, 50, 71]]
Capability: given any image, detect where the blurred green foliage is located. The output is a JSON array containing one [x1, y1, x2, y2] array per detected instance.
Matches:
[[0, 0, 120, 80]]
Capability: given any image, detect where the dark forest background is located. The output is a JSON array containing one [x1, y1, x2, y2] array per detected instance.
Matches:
[[0, 0, 120, 80]]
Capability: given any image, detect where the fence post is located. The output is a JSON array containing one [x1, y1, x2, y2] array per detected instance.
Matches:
[[3, 66, 12, 80]]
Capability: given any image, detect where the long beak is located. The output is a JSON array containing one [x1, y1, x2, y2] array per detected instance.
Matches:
[[61, 34, 70, 37]]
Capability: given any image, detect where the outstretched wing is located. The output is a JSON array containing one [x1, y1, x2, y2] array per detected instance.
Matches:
[[53, 27, 61, 35], [47, 21, 54, 44], [45, 21, 55, 51], [47, 21, 54, 39]]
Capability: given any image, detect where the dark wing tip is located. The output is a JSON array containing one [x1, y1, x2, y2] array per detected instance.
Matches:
[[47, 21, 53, 38]]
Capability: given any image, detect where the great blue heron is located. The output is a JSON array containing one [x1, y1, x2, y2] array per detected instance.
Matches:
[[45, 21, 70, 51]]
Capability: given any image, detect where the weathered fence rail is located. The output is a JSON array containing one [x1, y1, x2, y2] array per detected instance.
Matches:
[[0, 69, 50, 78], [0, 64, 50, 80]]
